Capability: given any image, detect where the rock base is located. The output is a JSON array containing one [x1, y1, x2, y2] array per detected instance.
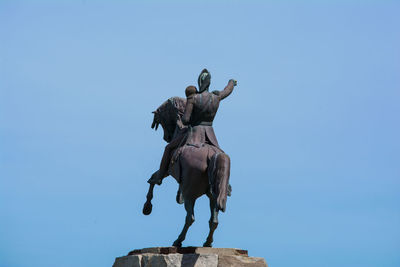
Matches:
[[113, 247, 267, 267]]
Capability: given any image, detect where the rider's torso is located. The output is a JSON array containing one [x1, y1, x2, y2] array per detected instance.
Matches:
[[190, 91, 220, 126]]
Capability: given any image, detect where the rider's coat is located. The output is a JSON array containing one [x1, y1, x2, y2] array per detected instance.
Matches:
[[182, 80, 235, 149]]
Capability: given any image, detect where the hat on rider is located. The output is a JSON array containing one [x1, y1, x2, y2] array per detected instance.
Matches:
[[198, 69, 211, 93]]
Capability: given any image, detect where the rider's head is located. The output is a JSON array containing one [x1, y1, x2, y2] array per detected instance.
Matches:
[[185, 85, 197, 97], [198, 69, 211, 93]]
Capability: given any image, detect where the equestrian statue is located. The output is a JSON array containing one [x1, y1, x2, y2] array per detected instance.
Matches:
[[142, 69, 238, 248]]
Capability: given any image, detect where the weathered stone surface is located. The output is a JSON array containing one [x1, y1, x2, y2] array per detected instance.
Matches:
[[113, 255, 141, 267], [141, 253, 183, 267], [113, 253, 218, 267], [129, 247, 179, 255], [181, 254, 218, 267], [218, 255, 267, 267], [114, 247, 267, 267], [178, 247, 247, 256], [128, 247, 247, 256]]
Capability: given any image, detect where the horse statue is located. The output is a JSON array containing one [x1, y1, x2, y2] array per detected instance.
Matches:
[[142, 95, 232, 248]]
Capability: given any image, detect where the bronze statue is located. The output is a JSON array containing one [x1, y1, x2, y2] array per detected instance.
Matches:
[[143, 69, 237, 247]]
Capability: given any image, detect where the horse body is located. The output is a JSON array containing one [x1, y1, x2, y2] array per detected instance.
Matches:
[[174, 145, 209, 198], [143, 97, 231, 247]]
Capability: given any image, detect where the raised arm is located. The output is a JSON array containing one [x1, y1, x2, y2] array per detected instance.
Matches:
[[218, 79, 237, 100], [182, 86, 196, 125]]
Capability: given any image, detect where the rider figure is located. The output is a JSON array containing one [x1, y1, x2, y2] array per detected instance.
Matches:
[[148, 69, 237, 185], [182, 69, 237, 150]]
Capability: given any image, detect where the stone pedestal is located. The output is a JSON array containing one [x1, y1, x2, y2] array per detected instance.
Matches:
[[112, 247, 268, 267]]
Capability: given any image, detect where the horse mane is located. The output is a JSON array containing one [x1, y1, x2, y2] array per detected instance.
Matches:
[[151, 97, 186, 139], [168, 97, 186, 117]]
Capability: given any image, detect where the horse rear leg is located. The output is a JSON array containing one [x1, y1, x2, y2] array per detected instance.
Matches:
[[172, 199, 195, 247], [203, 194, 218, 247]]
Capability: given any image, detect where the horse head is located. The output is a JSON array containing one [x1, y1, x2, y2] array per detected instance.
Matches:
[[151, 97, 186, 143]]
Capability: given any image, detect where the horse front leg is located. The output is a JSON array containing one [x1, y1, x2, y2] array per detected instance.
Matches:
[[203, 194, 219, 247], [142, 183, 155, 215], [173, 199, 195, 247]]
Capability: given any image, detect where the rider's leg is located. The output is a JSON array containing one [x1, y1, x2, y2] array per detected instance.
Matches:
[[148, 135, 183, 185]]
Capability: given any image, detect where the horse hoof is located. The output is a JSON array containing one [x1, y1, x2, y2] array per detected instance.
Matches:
[[203, 242, 212, 247], [142, 201, 152, 215], [172, 240, 182, 247]]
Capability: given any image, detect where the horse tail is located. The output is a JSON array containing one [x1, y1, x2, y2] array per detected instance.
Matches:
[[208, 152, 231, 212]]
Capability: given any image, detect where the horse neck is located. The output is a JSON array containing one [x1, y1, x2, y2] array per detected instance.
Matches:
[[162, 99, 181, 140]]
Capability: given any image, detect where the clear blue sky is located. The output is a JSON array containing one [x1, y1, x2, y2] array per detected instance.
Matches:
[[1, 1, 399, 267]]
